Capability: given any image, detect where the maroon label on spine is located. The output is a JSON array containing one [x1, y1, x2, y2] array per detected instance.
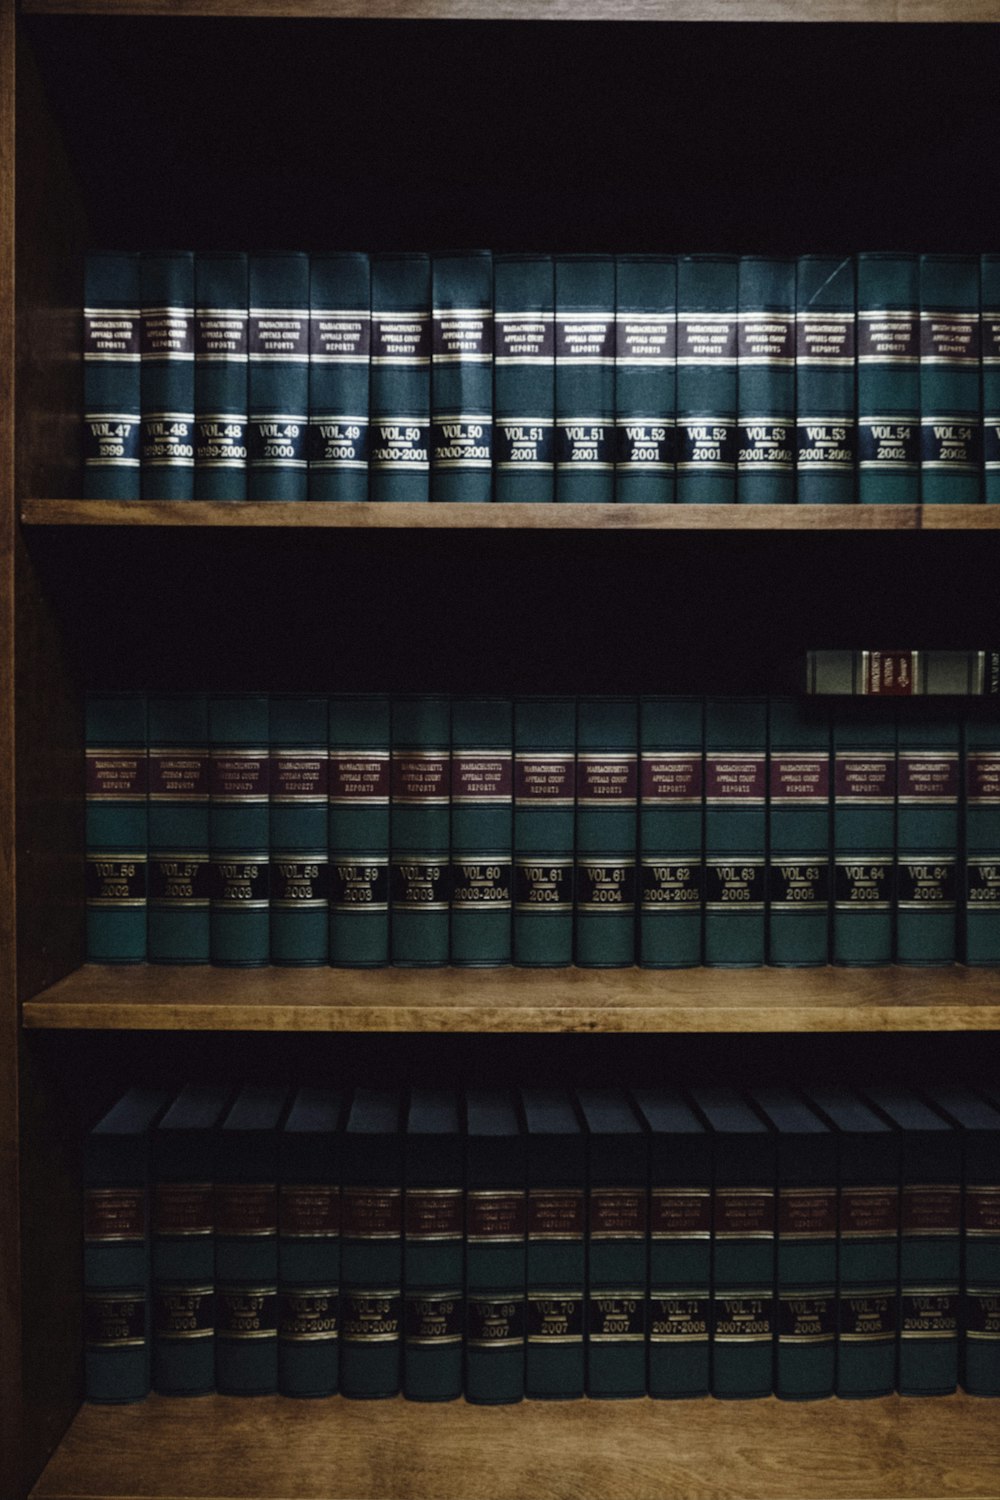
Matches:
[[738, 313, 794, 363], [796, 313, 855, 363], [310, 312, 370, 360], [148, 751, 209, 800], [902, 1185, 961, 1235], [840, 1186, 899, 1238], [714, 1189, 775, 1239], [920, 311, 980, 364], [576, 754, 638, 803], [391, 753, 449, 803], [677, 314, 737, 364], [248, 314, 308, 360], [528, 1189, 584, 1240], [329, 752, 390, 803], [142, 308, 194, 358], [84, 310, 139, 359], [769, 754, 830, 802], [514, 753, 574, 803], [705, 754, 766, 803], [590, 1188, 647, 1239], [154, 1183, 213, 1236], [779, 1187, 837, 1239], [451, 752, 513, 803], [270, 752, 328, 802], [196, 312, 246, 359], [496, 314, 554, 361], [467, 1190, 526, 1242], [641, 753, 702, 803], [215, 1184, 277, 1236], [85, 1188, 145, 1242], [556, 316, 614, 361], [86, 751, 146, 800], [84, 1293, 146, 1346], [343, 1187, 402, 1239], [858, 313, 918, 363], [372, 313, 430, 363], [210, 751, 269, 800], [967, 752, 1000, 803], [966, 1187, 1000, 1235], [433, 311, 491, 360], [898, 752, 959, 802], [616, 314, 676, 363], [280, 1184, 341, 1238], [834, 753, 895, 801], [650, 1188, 712, 1238], [404, 1189, 463, 1240], [863, 651, 917, 696]]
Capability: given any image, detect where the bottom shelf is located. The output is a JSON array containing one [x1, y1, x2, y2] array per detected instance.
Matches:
[[32, 1392, 1000, 1500]]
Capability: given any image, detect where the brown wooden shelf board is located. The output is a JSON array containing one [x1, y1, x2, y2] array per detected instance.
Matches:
[[30, 1391, 1000, 1500], [20, 962, 1000, 1033]]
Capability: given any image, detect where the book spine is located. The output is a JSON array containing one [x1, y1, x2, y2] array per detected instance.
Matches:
[[465, 1177, 526, 1405], [341, 1183, 402, 1398], [899, 1168, 961, 1395], [85, 692, 147, 964], [795, 255, 856, 504], [83, 252, 141, 499], [639, 696, 703, 968], [895, 715, 960, 965], [451, 698, 513, 966], [776, 1173, 837, 1400], [209, 695, 270, 967], [648, 1162, 711, 1398], [614, 255, 676, 504], [963, 1161, 1000, 1396], [837, 1172, 898, 1398], [247, 252, 310, 501], [308, 251, 370, 502], [963, 717, 1000, 964], [676, 255, 738, 503], [711, 1177, 775, 1399], [919, 254, 981, 504], [555, 255, 615, 503], [84, 1152, 152, 1402], [390, 696, 451, 966], [767, 698, 831, 967], [370, 253, 431, 503], [328, 695, 391, 967], [269, 696, 329, 967], [147, 694, 210, 964], [140, 251, 195, 500], [832, 713, 896, 965], [736, 256, 795, 504], [586, 1168, 647, 1398], [278, 1177, 341, 1397], [575, 697, 638, 968], [403, 1180, 464, 1401], [215, 1178, 279, 1395], [493, 255, 555, 503], [513, 697, 575, 967], [983, 255, 1000, 504], [857, 252, 919, 504], [432, 251, 493, 504], [152, 1175, 215, 1395], [703, 697, 767, 967], [193, 251, 248, 501], [525, 1183, 585, 1399]]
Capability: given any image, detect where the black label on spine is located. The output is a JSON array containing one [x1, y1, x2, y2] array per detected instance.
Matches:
[[467, 1296, 525, 1348], [270, 857, 329, 907], [897, 859, 956, 909], [372, 314, 430, 363], [216, 1287, 278, 1339], [796, 421, 855, 469], [616, 421, 675, 470], [84, 418, 141, 468], [526, 1293, 584, 1343], [840, 1292, 896, 1341], [834, 860, 892, 909], [514, 860, 573, 911], [967, 860, 1000, 909], [310, 313, 370, 361], [778, 1293, 836, 1342], [768, 860, 829, 909], [712, 1293, 774, 1341], [149, 856, 211, 906], [248, 420, 307, 468], [404, 1292, 463, 1345], [641, 860, 701, 911], [86, 857, 147, 905], [391, 861, 450, 909], [308, 417, 369, 469], [858, 419, 919, 469], [452, 861, 512, 908], [921, 421, 979, 469], [495, 420, 554, 469], [677, 421, 736, 471], [331, 861, 389, 910], [576, 862, 636, 911], [141, 417, 194, 467], [153, 1286, 214, 1340], [370, 422, 430, 469], [342, 1292, 402, 1343], [195, 419, 248, 468], [965, 1291, 1000, 1339], [432, 418, 493, 468], [85, 310, 139, 359], [649, 1294, 710, 1342], [195, 313, 246, 359], [556, 423, 614, 469], [84, 1292, 146, 1347], [279, 1288, 339, 1342], [211, 859, 269, 906], [985, 424, 1000, 470], [737, 421, 794, 470], [588, 1293, 646, 1342], [705, 861, 765, 909], [900, 1291, 958, 1338]]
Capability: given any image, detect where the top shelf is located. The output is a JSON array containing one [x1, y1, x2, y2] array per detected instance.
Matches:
[[18, 0, 1000, 19]]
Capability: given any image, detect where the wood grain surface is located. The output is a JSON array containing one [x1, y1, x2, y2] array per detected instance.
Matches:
[[18, 0, 1000, 21]]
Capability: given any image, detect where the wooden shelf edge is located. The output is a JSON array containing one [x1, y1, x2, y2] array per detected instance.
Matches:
[[18, 0, 1000, 21]]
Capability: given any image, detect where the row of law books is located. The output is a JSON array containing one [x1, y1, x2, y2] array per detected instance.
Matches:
[[86, 692, 1000, 970], [85, 1081, 1000, 1406], [84, 249, 1000, 507]]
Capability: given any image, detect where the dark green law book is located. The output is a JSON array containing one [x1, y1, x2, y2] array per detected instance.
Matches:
[[736, 256, 795, 504], [278, 1087, 343, 1398], [703, 697, 767, 967], [577, 1089, 647, 1399], [152, 1084, 230, 1396], [750, 1090, 835, 1401], [676, 254, 738, 503], [614, 254, 676, 504], [983, 255, 1000, 504], [465, 1090, 526, 1405], [370, 252, 431, 503], [690, 1086, 775, 1400], [140, 251, 195, 500], [554, 255, 615, 504], [832, 706, 895, 966], [83, 251, 141, 498], [806, 1087, 898, 1400], [193, 251, 248, 501], [390, 696, 450, 967], [247, 251, 309, 501], [451, 697, 512, 966], [147, 694, 210, 965], [431, 250, 493, 504], [84, 1087, 171, 1403], [522, 1089, 585, 1400], [921, 1086, 1000, 1398], [895, 711, 960, 965], [308, 251, 370, 502], [964, 714, 1000, 964], [512, 696, 575, 968], [328, 694, 390, 967], [209, 694, 270, 967], [856, 252, 919, 504], [919, 254, 981, 504], [639, 695, 703, 969], [575, 696, 638, 968], [341, 1089, 403, 1399], [767, 698, 831, 967], [269, 694, 329, 967], [85, 692, 147, 964], [215, 1085, 286, 1396], [632, 1089, 710, 1399], [795, 255, 855, 504], [493, 254, 554, 503], [403, 1091, 463, 1402], [866, 1086, 960, 1396]]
